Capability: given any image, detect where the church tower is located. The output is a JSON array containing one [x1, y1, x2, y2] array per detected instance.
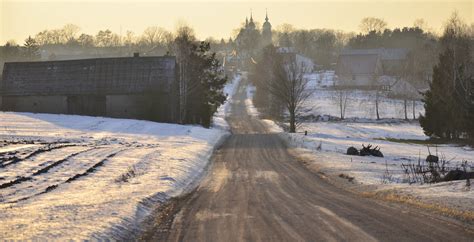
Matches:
[[262, 10, 272, 46], [248, 11, 256, 30]]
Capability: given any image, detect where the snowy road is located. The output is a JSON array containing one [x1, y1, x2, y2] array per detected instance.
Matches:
[[142, 79, 473, 241]]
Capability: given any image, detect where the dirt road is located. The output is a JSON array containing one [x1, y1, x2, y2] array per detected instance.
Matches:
[[144, 80, 473, 241]]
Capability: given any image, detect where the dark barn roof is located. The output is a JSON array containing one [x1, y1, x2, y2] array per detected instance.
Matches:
[[1, 56, 176, 96]]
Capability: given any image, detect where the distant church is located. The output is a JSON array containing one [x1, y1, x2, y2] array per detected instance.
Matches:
[[235, 11, 273, 52], [261, 11, 272, 46], [224, 11, 273, 72]]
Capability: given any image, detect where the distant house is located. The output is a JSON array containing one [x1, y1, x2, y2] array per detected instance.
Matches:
[[277, 47, 317, 72], [1, 55, 179, 122], [378, 76, 421, 99], [335, 48, 408, 87]]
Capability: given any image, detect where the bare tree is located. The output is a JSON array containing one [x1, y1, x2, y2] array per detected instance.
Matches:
[[50, 29, 66, 44], [390, 79, 420, 120], [359, 17, 387, 34], [373, 84, 383, 120], [172, 24, 196, 123], [95, 29, 121, 47], [62, 24, 80, 43], [141, 26, 168, 47], [333, 79, 351, 119], [162, 31, 175, 53], [123, 31, 136, 47], [267, 56, 313, 133], [77, 33, 94, 47], [375, 88, 381, 120], [35, 30, 52, 45], [413, 18, 429, 31]]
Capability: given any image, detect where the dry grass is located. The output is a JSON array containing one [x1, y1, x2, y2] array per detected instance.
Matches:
[[363, 190, 474, 223]]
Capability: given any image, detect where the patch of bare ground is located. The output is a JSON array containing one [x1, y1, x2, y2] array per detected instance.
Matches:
[[137, 190, 195, 241]]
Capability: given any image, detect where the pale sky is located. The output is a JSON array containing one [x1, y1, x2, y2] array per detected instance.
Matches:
[[1, 0, 472, 44]]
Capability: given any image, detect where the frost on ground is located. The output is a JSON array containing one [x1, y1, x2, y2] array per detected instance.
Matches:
[[245, 78, 474, 215]]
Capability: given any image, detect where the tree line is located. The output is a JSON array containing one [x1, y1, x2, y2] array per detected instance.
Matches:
[[5, 24, 174, 48]]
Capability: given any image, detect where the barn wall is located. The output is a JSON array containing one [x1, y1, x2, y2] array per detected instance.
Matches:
[[106, 93, 176, 122], [106, 95, 150, 120], [67, 95, 106, 116], [1, 95, 67, 114], [354, 75, 374, 86], [0, 94, 175, 121], [1, 56, 178, 122]]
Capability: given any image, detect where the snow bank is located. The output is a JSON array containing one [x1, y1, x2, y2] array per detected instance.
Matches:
[[0, 111, 228, 240], [245, 84, 260, 117], [213, 74, 242, 130], [245, 84, 283, 133]]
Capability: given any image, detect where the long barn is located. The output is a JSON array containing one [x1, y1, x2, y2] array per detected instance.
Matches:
[[0, 55, 179, 122]]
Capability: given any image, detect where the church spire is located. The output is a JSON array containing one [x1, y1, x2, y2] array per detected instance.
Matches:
[[250, 9, 253, 22], [265, 9, 269, 22]]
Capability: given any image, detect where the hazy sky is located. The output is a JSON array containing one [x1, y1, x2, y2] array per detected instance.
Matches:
[[1, 0, 472, 44]]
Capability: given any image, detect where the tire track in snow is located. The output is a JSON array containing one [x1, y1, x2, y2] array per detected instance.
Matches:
[[8, 148, 128, 203], [0, 143, 79, 168], [0, 146, 91, 183], [0, 147, 96, 189]]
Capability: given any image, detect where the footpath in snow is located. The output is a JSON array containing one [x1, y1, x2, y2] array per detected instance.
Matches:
[[245, 82, 474, 219], [0, 75, 241, 239]]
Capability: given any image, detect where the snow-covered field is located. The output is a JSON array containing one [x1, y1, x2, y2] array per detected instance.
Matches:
[[246, 78, 474, 213], [283, 122, 473, 185], [0, 75, 240, 240], [304, 89, 425, 120], [303, 72, 425, 120], [0, 113, 226, 239]]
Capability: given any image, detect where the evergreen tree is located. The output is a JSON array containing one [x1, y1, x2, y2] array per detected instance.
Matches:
[[419, 49, 456, 139], [468, 78, 474, 142], [420, 12, 473, 142], [185, 41, 227, 128], [191, 42, 227, 127], [23, 36, 40, 60]]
